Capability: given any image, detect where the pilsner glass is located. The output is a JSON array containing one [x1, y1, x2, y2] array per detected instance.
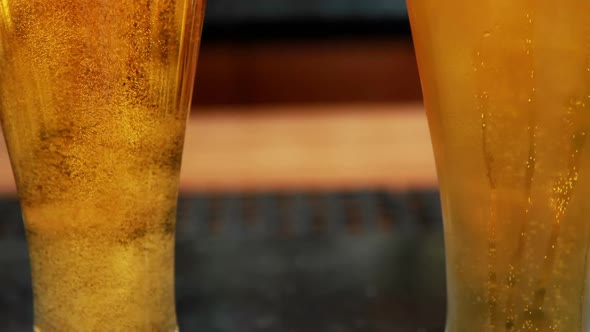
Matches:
[[408, 1, 590, 331], [0, 0, 205, 330]]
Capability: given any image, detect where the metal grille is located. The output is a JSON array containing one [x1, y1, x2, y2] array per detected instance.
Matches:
[[175, 190, 442, 240]]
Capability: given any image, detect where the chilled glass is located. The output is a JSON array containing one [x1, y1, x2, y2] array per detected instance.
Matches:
[[0, 0, 206, 330], [408, 1, 590, 331]]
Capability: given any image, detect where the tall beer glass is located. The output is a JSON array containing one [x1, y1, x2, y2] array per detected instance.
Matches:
[[0, 0, 205, 330], [408, 1, 590, 331]]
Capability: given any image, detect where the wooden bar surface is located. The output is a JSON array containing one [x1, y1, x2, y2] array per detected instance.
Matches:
[[0, 103, 437, 195]]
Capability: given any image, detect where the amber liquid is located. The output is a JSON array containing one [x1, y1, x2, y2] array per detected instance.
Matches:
[[409, 1, 590, 331], [0, 0, 204, 330]]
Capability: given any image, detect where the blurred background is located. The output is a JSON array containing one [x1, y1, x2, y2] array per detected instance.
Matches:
[[0, 1, 448, 331], [194, 0, 420, 106]]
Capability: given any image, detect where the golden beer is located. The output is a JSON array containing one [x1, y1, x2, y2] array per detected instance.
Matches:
[[0, 0, 205, 330], [409, 1, 590, 331]]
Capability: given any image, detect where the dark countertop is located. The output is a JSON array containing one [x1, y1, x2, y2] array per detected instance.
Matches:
[[0, 190, 447, 332]]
